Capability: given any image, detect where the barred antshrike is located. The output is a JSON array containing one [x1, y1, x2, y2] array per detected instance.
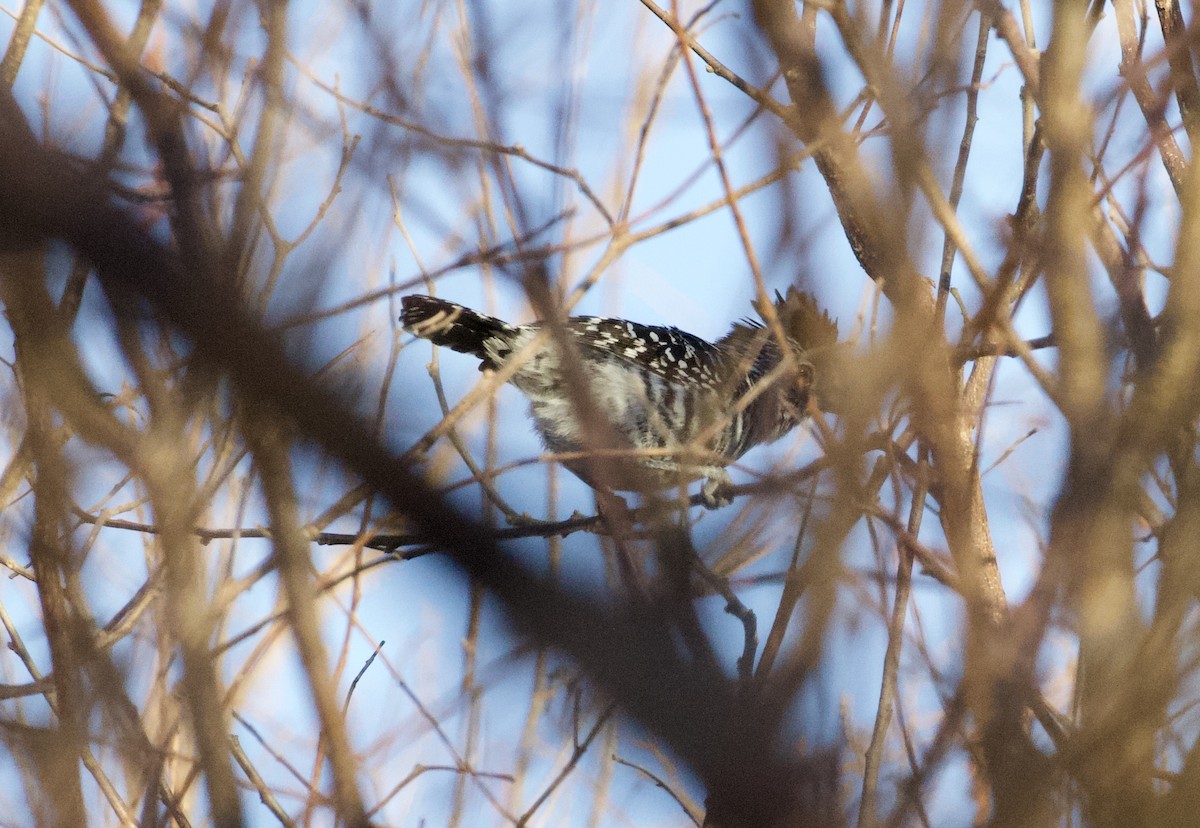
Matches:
[[401, 289, 838, 507]]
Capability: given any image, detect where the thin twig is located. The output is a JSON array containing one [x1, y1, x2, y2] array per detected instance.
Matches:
[[613, 755, 703, 826], [515, 704, 616, 826], [229, 736, 299, 828], [343, 639, 384, 713]]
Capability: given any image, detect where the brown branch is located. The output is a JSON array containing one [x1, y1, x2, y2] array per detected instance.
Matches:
[[859, 446, 930, 827], [245, 417, 370, 827], [0, 0, 46, 88], [935, 14, 991, 322], [956, 333, 1056, 363], [74, 454, 840, 553], [2, 250, 88, 826], [1153, 0, 1200, 150], [1112, 0, 1187, 197], [229, 736, 298, 828], [750, 0, 920, 298]]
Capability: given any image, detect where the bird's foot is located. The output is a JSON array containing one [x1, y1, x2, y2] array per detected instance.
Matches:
[[700, 472, 733, 509]]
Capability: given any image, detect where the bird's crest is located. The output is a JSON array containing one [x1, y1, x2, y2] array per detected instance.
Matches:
[[752, 287, 838, 352]]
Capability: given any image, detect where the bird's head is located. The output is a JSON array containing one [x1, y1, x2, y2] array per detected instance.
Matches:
[[752, 287, 846, 416]]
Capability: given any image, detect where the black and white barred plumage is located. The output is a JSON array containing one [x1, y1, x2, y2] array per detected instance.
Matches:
[[401, 293, 829, 507]]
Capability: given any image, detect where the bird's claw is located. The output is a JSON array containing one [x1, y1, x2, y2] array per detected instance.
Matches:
[[700, 475, 733, 509]]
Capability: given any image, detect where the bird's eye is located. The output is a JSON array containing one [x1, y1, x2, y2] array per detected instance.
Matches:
[[796, 363, 814, 384]]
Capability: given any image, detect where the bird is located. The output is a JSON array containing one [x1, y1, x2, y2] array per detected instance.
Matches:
[[400, 289, 839, 508]]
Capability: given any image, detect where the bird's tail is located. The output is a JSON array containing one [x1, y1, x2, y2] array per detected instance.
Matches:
[[400, 295, 515, 363]]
